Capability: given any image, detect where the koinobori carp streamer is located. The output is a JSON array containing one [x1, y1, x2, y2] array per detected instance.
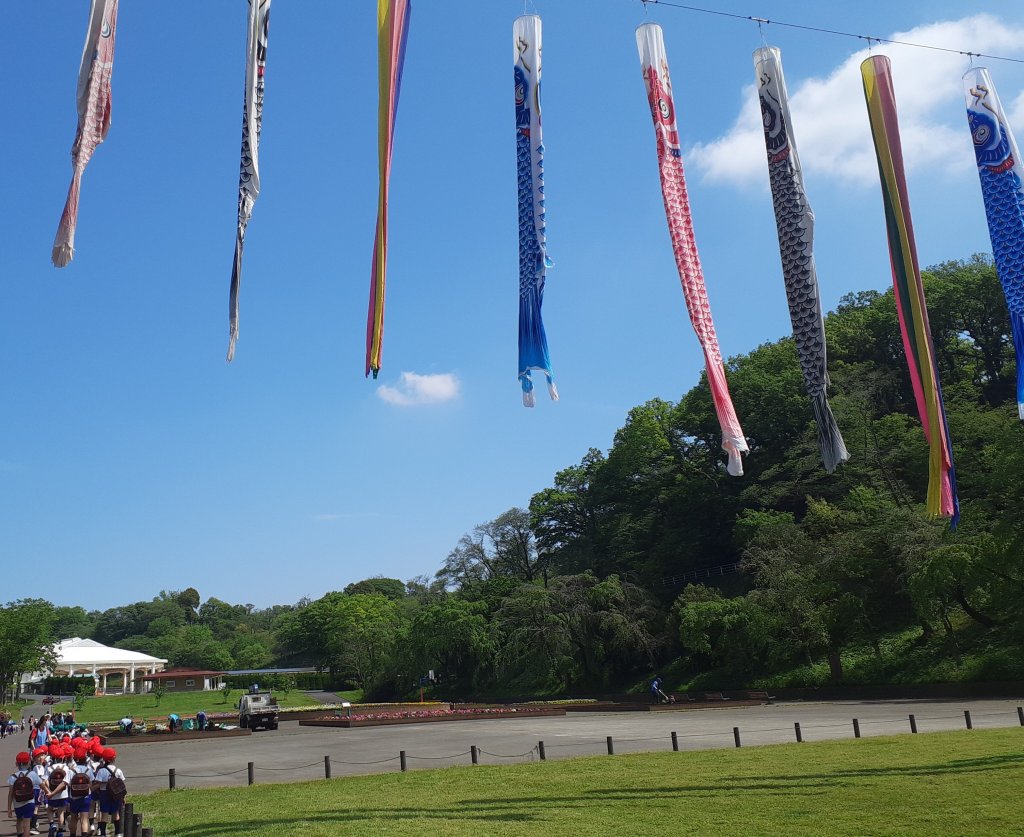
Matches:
[[636, 23, 748, 475]]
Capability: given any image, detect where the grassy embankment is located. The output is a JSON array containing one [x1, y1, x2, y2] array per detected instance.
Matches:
[[52, 689, 361, 723], [133, 728, 1024, 836], [650, 620, 1024, 695]]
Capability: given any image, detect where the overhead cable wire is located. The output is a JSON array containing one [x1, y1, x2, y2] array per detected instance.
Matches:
[[638, 0, 1024, 64]]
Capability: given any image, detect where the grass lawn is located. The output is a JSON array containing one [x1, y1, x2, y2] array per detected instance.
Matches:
[[132, 728, 1024, 836], [52, 689, 339, 722]]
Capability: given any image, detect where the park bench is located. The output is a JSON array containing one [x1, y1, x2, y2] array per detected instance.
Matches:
[[742, 690, 776, 705], [701, 692, 731, 702]]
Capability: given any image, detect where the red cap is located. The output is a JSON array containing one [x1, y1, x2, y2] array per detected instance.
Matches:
[[101, 748, 116, 761], [32, 747, 48, 758], [16, 752, 31, 764], [89, 739, 104, 754], [48, 744, 62, 757]]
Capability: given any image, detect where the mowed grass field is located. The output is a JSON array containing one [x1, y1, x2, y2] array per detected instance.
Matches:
[[133, 728, 1024, 836], [52, 689, 322, 722]]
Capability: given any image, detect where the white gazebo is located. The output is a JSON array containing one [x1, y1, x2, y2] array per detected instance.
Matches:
[[34, 638, 168, 695]]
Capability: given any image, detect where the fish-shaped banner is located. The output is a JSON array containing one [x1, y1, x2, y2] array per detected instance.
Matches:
[[52, 0, 119, 268], [964, 67, 1024, 420], [367, 0, 412, 379], [862, 55, 958, 524], [227, 0, 271, 362], [636, 23, 748, 475], [514, 14, 557, 407], [754, 46, 848, 473]]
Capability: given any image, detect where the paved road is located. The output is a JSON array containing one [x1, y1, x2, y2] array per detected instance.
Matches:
[[78, 697, 1024, 794]]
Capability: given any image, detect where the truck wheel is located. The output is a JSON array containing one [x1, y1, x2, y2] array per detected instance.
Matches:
[[239, 716, 248, 729], [269, 722, 278, 731]]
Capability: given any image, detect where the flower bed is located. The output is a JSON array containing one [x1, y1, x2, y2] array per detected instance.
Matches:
[[104, 727, 252, 744], [300, 707, 566, 728]]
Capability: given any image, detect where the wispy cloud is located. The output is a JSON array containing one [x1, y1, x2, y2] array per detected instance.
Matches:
[[311, 512, 391, 522], [377, 371, 461, 407], [688, 15, 1024, 188]]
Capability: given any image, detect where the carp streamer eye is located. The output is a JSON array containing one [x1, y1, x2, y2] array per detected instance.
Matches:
[[973, 124, 991, 146], [659, 99, 671, 121]]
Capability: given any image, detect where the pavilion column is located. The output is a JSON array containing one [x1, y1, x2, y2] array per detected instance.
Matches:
[[130, 664, 136, 693], [102, 672, 108, 692]]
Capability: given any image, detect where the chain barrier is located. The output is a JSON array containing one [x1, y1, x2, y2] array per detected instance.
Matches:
[[152, 706, 1023, 788]]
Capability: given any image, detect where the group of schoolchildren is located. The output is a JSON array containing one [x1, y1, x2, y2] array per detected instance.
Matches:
[[7, 737, 126, 837]]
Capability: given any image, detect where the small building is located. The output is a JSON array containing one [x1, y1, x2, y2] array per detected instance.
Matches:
[[141, 668, 226, 693], [23, 638, 168, 695]]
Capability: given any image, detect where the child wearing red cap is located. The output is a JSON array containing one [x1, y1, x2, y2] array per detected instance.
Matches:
[[44, 745, 69, 837], [8, 751, 43, 837], [67, 748, 94, 837], [27, 746, 49, 834], [92, 750, 125, 837]]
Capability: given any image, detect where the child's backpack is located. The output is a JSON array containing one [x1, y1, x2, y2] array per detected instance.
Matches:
[[70, 771, 91, 798], [107, 773, 127, 802], [48, 767, 66, 789], [11, 772, 34, 804]]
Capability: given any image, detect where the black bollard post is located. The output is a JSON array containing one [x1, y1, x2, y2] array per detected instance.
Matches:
[[909, 714, 918, 734], [853, 719, 861, 739], [1018, 706, 1024, 726], [122, 803, 135, 837], [132, 814, 143, 837], [733, 727, 741, 748], [247, 761, 255, 785], [324, 755, 332, 779], [606, 736, 614, 755], [671, 731, 679, 752], [400, 750, 407, 772], [538, 741, 546, 761], [964, 710, 973, 730], [794, 722, 803, 743], [168, 768, 176, 790], [141, 829, 153, 837], [471, 745, 479, 765]]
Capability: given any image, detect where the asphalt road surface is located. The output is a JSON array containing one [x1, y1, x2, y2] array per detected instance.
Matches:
[[5, 697, 1020, 798]]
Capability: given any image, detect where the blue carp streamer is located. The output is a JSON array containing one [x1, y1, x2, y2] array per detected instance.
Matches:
[[965, 67, 1024, 419], [514, 15, 557, 407]]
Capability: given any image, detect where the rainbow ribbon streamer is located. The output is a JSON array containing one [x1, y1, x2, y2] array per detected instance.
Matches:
[[514, 14, 557, 407], [862, 56, 959, 524], [366, 0, 412, 379], [636, 23, 747, 475], [964, 67, 1024, 420]]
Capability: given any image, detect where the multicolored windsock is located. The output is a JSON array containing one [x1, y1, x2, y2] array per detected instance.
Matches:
[[754, 47, 848, 473], [367, 0, 412, 379], [227, 0, 271, 362], [964, 67, 1024, 420], [862, 55, 959, 524], [514, 14, 557, 407], [636, 23, 748, 475], [52, 0, 119, 268]]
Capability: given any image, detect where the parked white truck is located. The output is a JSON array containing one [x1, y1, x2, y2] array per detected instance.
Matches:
[[238, 689, 279, 731]]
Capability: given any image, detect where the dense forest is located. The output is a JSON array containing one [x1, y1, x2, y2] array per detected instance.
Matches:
[[3, 256, 1023, 701]]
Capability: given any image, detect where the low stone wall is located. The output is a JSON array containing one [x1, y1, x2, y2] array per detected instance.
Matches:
[[300, 709, 566, 728]]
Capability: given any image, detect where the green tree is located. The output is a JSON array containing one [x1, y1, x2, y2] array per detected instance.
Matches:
[[343, 577, 407, 600], [326, 594, 405, 692], [0, 599, 57, 703]]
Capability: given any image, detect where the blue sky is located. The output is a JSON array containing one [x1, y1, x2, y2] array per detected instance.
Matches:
[[3, 0, 1023, 610]]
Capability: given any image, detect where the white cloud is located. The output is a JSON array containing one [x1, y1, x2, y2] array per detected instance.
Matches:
[[377, 371, 461, 406], [689, 15, 1024, 188]]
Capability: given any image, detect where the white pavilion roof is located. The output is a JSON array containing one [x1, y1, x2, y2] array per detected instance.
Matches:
[[53, 638, 167, 669]]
